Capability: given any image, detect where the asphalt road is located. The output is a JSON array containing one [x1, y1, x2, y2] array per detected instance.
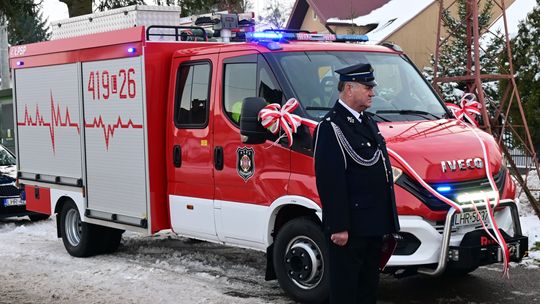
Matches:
[[378, 265, 540, 304]]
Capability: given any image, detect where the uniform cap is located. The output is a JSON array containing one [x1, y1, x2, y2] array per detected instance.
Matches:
[[335, 63, 377, 87]]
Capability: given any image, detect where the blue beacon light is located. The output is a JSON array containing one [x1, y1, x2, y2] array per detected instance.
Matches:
[[436, 186, 452, 193], [127, 47, 136, 53], [16, 61, 24, 66]]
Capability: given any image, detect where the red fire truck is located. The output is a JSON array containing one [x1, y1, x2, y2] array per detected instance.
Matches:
[[10, 7, 527, 303]]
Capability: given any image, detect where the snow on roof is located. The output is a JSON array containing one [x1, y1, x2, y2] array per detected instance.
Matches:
[[326, 0, 434, 43]]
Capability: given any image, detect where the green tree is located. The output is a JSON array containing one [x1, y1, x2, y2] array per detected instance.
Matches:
[[424, 0, 503, 104], [509, 0, 540, 150], [0, 0, 49, 44]]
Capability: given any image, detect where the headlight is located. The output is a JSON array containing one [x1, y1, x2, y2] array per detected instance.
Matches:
[[391, 166, 403, 182], [456, 190, 497, 203]]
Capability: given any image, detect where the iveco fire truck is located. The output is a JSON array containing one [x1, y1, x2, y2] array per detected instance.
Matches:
[[9, 6, 527, 303]]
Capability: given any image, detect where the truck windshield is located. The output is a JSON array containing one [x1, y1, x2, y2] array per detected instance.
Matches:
[[273, 51, 447, 122]]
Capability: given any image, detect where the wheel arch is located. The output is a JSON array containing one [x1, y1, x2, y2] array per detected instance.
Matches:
[[266, 195, 322, 246]]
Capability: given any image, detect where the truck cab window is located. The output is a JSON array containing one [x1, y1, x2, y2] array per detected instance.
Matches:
[[223, 63, 257, 124], [174, 62, 211, 128], [223, 56, 284, 126]]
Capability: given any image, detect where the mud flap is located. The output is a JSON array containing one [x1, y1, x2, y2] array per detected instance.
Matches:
[[265, 243, 276, 281]]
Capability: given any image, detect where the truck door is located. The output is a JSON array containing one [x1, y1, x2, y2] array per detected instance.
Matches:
[[213, 51, 290, 247], [167, 55, 218, 241]]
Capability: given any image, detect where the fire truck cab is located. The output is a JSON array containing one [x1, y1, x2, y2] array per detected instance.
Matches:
[[9, 6, 527, 303]]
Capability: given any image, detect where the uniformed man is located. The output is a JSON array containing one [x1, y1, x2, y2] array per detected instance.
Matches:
[[313, 63, 400, 304]]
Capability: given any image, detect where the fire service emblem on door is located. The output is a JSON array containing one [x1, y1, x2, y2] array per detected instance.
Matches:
[[237, 146, 255, 182]]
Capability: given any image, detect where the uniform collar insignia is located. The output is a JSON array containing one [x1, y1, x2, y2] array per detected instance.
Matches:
[[347, 116, 355, 123]]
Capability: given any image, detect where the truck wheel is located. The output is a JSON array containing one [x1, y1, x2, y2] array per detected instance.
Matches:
[[98, 226, 124, 254], [273, 217, 329, 304], [28, 213, 50, 222], [60, 202, 99, 257]]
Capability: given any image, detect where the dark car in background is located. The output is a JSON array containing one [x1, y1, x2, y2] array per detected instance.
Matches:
[[0, 144, 48, 221]]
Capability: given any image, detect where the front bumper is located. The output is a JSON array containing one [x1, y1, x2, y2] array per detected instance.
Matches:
[[447, 229, 528, 270], [387, 199, 527, 275]]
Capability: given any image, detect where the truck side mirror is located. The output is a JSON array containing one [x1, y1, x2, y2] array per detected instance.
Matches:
[[239, 97, 269, 144]]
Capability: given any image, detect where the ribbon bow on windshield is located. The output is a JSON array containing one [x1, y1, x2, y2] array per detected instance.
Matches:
[[445, 93, 482, 126], [258, 98, 318, 147]]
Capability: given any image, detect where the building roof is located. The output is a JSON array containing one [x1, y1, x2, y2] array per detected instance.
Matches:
[[287, 0, 435, 42]]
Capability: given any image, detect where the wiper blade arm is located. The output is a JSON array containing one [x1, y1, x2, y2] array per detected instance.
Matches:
[[376, 110, 440, 120], [368, 112, 391, 122], [305, 106, 333, 111]]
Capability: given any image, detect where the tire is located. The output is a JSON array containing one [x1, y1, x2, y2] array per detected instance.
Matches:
[[98, 226, 124, 254], [273, 217, 329, 304], [60, 201, 100, 257], [28, 213, 50, 222]]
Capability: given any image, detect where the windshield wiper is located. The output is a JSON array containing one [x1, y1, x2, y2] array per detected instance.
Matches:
[[376, 110, 440, 120], [368, 112, 391, 122], [305, 106, 333, 111]]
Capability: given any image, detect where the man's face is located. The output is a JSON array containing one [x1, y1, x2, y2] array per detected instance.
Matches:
[[347, 82, 375, 112]]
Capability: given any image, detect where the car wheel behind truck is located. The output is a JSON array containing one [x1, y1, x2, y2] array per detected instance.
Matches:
[[273, 217, 329, 304]]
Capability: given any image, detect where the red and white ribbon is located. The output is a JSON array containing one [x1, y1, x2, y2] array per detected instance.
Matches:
[[445, 93, 482, 126], [387, 120, 510, 276], [258, 98, 318, 147], [460, 121, 510, 277]]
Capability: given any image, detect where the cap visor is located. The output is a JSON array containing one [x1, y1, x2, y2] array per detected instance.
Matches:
[[359, 80, 378, 87]]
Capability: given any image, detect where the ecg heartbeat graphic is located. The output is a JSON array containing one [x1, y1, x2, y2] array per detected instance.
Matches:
[[18, 90, 143, 152], [85, 116, 143, 149], [17, 91, 80, 153]]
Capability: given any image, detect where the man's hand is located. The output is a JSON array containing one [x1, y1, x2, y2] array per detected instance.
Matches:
[[330, 231, 349, 246]]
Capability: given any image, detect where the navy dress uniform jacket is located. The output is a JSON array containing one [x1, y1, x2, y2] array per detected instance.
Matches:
[[314, 101, 400, 237]]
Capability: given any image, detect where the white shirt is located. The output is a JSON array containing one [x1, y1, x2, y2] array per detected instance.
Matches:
[[338, 99, 363, 122]]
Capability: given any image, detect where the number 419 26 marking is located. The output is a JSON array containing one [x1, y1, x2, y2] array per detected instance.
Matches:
[[87, 68, 136, 100]]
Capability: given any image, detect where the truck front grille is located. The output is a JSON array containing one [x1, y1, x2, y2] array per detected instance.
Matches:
[[396, 168, 506, 211]]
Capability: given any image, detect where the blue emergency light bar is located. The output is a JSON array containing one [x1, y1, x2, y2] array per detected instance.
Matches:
[[246, 30, 369, 43]]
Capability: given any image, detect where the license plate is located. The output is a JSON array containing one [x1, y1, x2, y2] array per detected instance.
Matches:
[[453, 209, 491, 227], [3, 197, 25, 207]]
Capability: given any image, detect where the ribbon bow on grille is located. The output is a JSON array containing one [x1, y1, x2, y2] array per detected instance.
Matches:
[[445, 93, 482, 126], [258, 98, 318, 147]]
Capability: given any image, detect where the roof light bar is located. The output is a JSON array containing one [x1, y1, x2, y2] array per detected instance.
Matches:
[[246, 30, 369, 43], [335, 34, 369, 42]]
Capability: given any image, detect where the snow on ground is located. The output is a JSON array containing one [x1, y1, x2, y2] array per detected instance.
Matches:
[[1, 172, 539, 303], [0, 218, 292, 304], [516, 170, 540, 268]]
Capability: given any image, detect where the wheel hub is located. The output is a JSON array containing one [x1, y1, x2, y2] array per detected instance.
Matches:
[[284, 237, 323, 289], [65, 208, 82, 246]]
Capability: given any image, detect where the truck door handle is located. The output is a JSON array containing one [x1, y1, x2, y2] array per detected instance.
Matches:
[[214, 146, 224, 170], [173, 145, 181, 168]]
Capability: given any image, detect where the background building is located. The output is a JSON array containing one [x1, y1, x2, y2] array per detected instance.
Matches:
[[286, 0, 516, 68]]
